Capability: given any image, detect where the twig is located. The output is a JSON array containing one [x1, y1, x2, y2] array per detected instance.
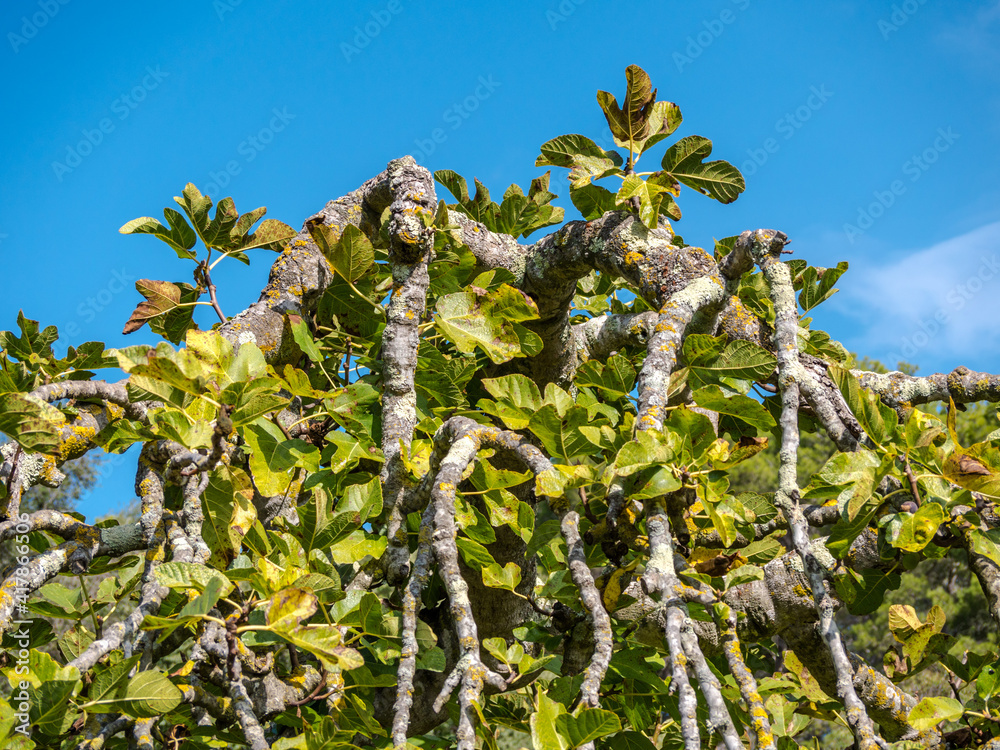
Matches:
[[903, 456, 922, 507], [287, 672, 328, 707], [199, 261, 227, 324]]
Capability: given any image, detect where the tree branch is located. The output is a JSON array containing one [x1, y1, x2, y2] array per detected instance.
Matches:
[[749, 228, 883, 750]]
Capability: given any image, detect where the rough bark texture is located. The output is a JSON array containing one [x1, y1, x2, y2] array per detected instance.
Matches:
[[5, 159, 999, 749]]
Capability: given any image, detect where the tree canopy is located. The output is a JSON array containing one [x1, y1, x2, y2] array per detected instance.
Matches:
[[2, 64, 1000, 750]]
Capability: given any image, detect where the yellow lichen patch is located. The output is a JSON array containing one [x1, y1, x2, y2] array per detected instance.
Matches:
[[286, 668, 310, 689], [623, 250, 644, 267], [73, 524, 102, 549], [37, 457, 62, 486], [58, 422, 98, 462]]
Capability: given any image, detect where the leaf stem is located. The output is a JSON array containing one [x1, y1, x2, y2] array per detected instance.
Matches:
[[78, 575, 102, 638], [198, 262, 227, 324]]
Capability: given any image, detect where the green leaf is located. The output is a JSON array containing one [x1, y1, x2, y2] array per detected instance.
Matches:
[[222, 377, 289, 427], [29, 583, 82, 619], [798, 262, 849, 312], [666, 406, 717, 464], [0, 311, 58, 363], [604, 731, 658, 750], [154, 561, 234, 596], [415, 343, 476, 408], [834, 568, 901, 616], [692, 385, 775, 432], [661, 135, 745, 203], [480, 375, 543, 430], [530, 690, 568, 750], [267, 587, 319, 630], [148, 281, 199, 344], [683, 334, 776, 390], [828, 366, 900, 447], [231, 217, 296, 254], [804, 451, 882, 557], [173, 183, 214, 241], [907, 696, 963, 731], [528, 403, 597, 461], [199, 196, 240, 246], [977, 661, 1000, 700], [0, 392, 65, 453], [434, 169, 470, 203], [569, 183, 618, 221], [630, 466, 682, 500], [595, 64, 658, 153], [435, 284, 540, 364], [613, 429, 678, 476], [615, 174, 673, 229], [482, 562, 522, 591], [575, 355, 636, 400], [147, 408, 213, 450], [968, 529, 1000, 568], [202, 465, 260, 568], [113, 670, 183, 718], [556, 708, 621, 747], [535, 134, 623, 171], [494, 193, 565, 239], [340, 477, 383, 525], [33, 681, 80, 736], [637, 100, 684, 153], [456, 537, 497, 571], [267, 604, 363, 672], [288, 315, 324, 362], [115, 341, 212, 408], [894, 502, 946, 552], [308, 223, 374, 283], [0, 696, 35, 749], [243, 418, 320, 496], [119, 210, 197, 259]]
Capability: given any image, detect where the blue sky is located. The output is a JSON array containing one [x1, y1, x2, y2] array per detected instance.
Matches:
[[2, 0, 999, 519]]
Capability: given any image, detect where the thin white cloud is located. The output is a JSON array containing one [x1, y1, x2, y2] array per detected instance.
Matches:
[[832, 221, 1000, 369], [936, 2, 1000, 69]]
